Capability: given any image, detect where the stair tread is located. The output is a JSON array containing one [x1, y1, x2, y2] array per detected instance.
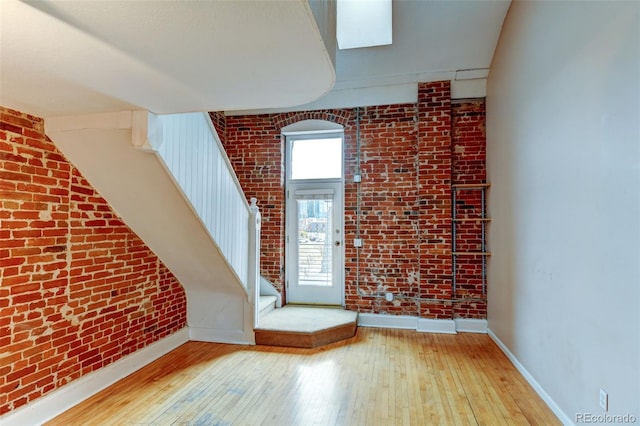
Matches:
[[259, 295, 278, 317], [259, 295, 277, 306]]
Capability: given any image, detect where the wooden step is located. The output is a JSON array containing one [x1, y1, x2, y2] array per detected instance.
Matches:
[[255, 306, 358, 349]]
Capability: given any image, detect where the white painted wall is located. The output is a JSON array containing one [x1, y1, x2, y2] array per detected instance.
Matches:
[[487, 1, 639, 421]]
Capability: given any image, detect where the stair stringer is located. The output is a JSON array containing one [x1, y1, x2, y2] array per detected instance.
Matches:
[[45, 111, 255, 345]]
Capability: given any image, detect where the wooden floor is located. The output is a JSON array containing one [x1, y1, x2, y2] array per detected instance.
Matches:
[[47, 328, 560, 426]]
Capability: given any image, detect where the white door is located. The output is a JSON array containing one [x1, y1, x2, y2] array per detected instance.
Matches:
[[286, 183, 344, 305], [285, 134, 344, 305]]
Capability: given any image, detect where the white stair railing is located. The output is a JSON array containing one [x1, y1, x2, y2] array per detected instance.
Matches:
[[152, 112, 258, 298]]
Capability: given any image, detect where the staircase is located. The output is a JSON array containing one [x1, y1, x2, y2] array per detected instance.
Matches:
[[45, 111, 261, 344], [259, 295, 278, 318], [45, 110, 357, 348]]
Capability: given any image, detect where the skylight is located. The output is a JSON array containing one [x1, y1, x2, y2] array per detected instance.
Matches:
[[336, 0, 392, 50]]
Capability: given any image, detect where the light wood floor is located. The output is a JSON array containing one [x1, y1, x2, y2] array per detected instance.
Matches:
[[47, 328, 560, 426]]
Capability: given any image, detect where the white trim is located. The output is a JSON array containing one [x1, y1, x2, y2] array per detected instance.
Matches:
[[451, 78, 487, 99], [0, 328, 189, 426], [131, 110, 163, 152], [358, 313, 418, 329], [455, 68, 490, 80], [44, 110, 134, 132], [454, 318, 488, 333], [188, 327, 254, 345], [417, 318, 457, 334], [357, 314, 488, 335], [295, 188, 335, 197], [487, 328, 573, 426]]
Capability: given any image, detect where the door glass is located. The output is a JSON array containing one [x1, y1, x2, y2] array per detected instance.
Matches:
[[297, 197, 333, 287]]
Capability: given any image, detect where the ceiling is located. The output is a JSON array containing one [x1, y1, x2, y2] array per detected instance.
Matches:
[[0, 0, 510, 118]]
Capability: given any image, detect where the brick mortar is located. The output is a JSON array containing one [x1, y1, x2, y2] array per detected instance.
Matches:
[[0, 107, 187, 415], [220, 82, 487, 320]]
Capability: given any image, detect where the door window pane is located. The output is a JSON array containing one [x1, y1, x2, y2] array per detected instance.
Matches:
[[297, 198, 333, 287], [291, 138, 342, 180]]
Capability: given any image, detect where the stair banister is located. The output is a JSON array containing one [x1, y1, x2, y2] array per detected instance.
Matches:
[[153, 112, 253, 293]]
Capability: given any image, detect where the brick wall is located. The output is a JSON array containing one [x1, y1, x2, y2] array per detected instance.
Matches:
[[451, 100, 487, 318], [220, 82, 487, 319], [222, 115, 285, 292], [209, 111, 226, 145], [344, 104, 420, 315], [0, 107, 187, 415], [452, 100, 486, 185], [417, 82, 453, 318]]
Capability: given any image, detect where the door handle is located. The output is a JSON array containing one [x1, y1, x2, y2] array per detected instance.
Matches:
[[335, 241, 341, 246]]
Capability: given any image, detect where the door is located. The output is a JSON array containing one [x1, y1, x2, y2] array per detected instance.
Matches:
[[285, 134, 344, 305]]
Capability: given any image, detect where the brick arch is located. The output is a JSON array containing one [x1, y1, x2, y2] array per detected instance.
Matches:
[[271, 109, 352, 130]]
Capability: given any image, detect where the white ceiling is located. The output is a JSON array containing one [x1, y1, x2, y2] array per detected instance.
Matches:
[[0, 0, 510, 118]]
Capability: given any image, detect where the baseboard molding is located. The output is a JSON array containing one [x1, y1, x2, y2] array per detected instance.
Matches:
[[0, 327, 189, 426], [417, 318, 457, 334], [189, 326, 254, 345], [454, 318, 488, 333], [358, 314, 486, 334], [358, 313, 418, 329], [487, 328, 573, 425]]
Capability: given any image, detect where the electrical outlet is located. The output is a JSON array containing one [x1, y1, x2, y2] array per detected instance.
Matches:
[[599, 388, 608, 411]]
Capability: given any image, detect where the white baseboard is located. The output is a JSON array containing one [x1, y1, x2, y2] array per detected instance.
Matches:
[[417, 318, 457, 334], [0, 327, 189, 426], [357, 313, 418, 329], [487, 328, 573, 426], [357, 313, 486, 334], [189, 327, 254, 345], [454, 318, 488, 333]]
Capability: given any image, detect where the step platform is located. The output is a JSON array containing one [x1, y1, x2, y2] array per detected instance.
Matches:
[[255, 305, 358, 348]]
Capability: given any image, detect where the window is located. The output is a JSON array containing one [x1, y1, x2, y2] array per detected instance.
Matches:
[[337, 0, 392, 50], [289, 137, 343, 180]]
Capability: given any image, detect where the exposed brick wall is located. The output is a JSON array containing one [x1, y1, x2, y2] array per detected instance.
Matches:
[[452, 100, 486, 185], [220, 82, 487, 319], [222, 115, 285, 291], [208, 111, 226, 145], [344, 104, 420, 315], [417, 82, 454, 318], [451, 100, 487, 318], [272, 110, 352, 129], [0, 107, 187, 415]]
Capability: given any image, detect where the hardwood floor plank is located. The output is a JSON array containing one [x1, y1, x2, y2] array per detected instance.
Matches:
[[46, 328, 560, 426]]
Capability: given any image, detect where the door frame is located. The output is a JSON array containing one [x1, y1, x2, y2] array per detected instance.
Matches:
[[284, 130, 345, 306]]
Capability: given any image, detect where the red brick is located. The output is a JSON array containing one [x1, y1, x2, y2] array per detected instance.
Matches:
[[0, 106, 187, 415], [224, 82, 486, 320]]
